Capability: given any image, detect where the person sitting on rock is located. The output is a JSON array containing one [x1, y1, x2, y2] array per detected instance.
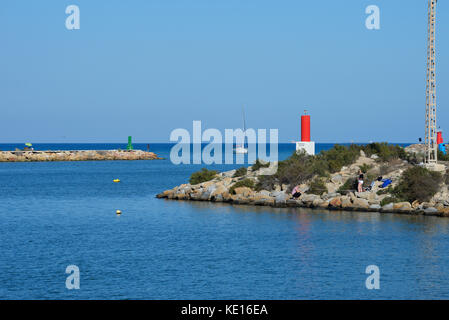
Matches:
[[291, 185, 302, 199]]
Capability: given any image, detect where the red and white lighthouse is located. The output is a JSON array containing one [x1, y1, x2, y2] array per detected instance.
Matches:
[[296, 110, 315, 155]]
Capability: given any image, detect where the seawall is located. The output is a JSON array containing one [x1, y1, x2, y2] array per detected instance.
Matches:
[[0, 150, 161, 162]]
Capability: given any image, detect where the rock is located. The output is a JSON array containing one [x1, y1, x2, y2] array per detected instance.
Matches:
[[422, 202, 434, 209], [393, 202, 412, 212], [382, 203, 394, 212], [331, 175, 343, 184], [341, 196, 353, 209], [411, 200, 420, 209], [301, 194, 320, 205], [211, 185, 228, 198], [317, 200, 330, 208], [222, 170, 236, 178], [329, 197, 342, 208], [275, 192, 289, 205], [371, 154, 379, 160], [352, 198, 369, 209], [360, 150, 366, 157], [259, 190, 271, 196], [233, 187, 253, 197], [355, 192, 376, 201], [438, 207, 449, 217], [424, 207, 439, 216], [323, 192, 341, 200], [253, 192, 272, 201], [312, 198, 325, 207], [222, 178, 233, 187], [222, 191, 232, 201], [370, 204, 381, 210]]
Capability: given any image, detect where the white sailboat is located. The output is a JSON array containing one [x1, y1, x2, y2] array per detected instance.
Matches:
[[234, 105, 248, 154]]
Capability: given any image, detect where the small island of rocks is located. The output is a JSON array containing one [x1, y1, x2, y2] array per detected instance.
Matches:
[[157, 143, 449, 218]]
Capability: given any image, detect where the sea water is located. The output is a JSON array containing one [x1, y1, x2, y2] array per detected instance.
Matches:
[[1, 143, 449, 299]]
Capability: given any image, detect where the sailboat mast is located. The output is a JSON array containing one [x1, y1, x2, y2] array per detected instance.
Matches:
[[242, 105, 247, 132]]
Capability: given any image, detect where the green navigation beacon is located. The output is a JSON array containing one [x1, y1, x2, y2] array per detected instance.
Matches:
[[126, 136, 133, 150]]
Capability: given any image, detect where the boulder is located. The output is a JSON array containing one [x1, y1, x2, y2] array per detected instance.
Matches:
[[317, 200, 330, 208], [259, 190, 271, 196], [393, 202, 412, 212], [233, 187, 253, 197], [352, 198, 369, 209], [438, 207, 449, 217], [369, 204, 381, 210], [275, 192, 289, 205], [323, 192, 341, 200], [424, 207, 439, 216], [422, 202, 434, 209], [411, 200, 420, 209], [329, 197, 342, 208], [331, 175, 343, 184], [382, 203, 394, 212], [341, 196, 353, 209], [211, 185, 228, 197], [222, 170, 236, 178], [312, 198, 325, 207]]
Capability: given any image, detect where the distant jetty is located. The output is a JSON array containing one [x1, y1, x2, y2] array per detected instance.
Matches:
[[0, 149, 161, 162]]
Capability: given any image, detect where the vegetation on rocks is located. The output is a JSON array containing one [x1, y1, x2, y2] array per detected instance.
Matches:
[[189, 168, 218, 185], [359, 164, 373, 173], [256, 143, 408, 193], [338, 177, 357, 195], [361, 142, 407, 162], [159, 143, 449, 218], [391, 166, 442, 203], [308, 178, 328, 195], [229, 179, 255, 194], [233, 167, 248, 178], [380, 197, 399, 207], [252, 159, 270, 171]]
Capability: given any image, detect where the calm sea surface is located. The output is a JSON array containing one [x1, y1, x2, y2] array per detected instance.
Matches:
[[1, 143, 449, 300]]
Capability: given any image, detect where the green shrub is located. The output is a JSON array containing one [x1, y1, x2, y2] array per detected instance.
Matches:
[[252, 159, 270, 171], [233, 167, 247, 178], [338, 177, 357, 195], [362, 142, 407, 162], [308, 178, 328, 195], [377, 186, 392, 195], [392, 166, 442, 203], [380, 196, 399, 207], [229, 179, 255, 194], [359, 164, 373, 173], [189, 168, 218, 185], [438, 150, 449, 162], [445, 169, 449, 185]]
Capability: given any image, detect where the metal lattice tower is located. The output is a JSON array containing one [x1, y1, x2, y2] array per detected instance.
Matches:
[[425, 0, 438, 163]]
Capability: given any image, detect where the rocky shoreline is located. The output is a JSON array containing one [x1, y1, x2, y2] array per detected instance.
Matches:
[[157, 146, 449, 218], [0, 150, 161, 162]]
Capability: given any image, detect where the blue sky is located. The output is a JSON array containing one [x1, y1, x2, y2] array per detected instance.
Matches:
[[1, 0, 448, 143]]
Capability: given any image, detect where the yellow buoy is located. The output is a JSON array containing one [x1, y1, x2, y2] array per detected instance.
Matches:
[[116, 210, 122, 215], [113, 179, 120, 183]]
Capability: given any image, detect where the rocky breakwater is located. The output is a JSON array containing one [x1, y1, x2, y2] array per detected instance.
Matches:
[[158, 144, 449, 218], [0, 150, 161, 162]]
